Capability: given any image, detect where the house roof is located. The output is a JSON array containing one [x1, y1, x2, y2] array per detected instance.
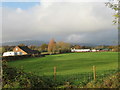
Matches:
[[97, 48, 109, 50], [17, 46, 40, 54]]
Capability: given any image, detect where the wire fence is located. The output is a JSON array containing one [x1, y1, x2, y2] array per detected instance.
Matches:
[[43, 67, 119, 86], [2, 63, 119, 88]]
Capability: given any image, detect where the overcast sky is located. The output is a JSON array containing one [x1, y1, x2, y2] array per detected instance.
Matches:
[[1, 0, 118, 45]]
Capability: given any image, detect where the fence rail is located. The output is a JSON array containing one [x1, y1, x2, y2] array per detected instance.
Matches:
[[52, 66, 119, 85]]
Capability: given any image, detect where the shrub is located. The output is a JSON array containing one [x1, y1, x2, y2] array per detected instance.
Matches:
[[85, 72, 120, 88], [2, 60, 49, 88]]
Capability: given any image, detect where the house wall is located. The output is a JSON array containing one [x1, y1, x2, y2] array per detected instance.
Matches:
[[13, 46, 27, 55], [71, 49, 91, 52], [3, 52, 17, 56]]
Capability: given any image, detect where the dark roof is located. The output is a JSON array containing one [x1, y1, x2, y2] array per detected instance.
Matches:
[[18, 46, 40, 54], [97, 48, 109, 50]]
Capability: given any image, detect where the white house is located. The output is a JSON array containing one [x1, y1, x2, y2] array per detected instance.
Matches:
[[3, 51, 22, 56], [71, 48, 91, 52], [71, 48, 100, 52], [91, 49, 97, 52]]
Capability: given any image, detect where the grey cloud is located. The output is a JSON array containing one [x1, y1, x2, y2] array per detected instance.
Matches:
[[66, 29, 118, 45], [2, 2, 118, 45]]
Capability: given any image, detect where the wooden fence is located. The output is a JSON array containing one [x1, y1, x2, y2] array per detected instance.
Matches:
[[53, 66, 97, 81]]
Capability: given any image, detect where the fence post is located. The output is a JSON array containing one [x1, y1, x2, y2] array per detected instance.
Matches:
[[93, 66, 96, 81], [54, 66, 56, 80]]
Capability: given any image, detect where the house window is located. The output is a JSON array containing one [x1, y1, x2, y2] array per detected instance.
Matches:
[[16, 48, 18, 51]]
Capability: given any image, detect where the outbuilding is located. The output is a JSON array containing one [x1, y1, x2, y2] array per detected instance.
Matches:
[[71, 48, 91, 52], [3, 51, 23, 56], [3, 52, 17, 56]]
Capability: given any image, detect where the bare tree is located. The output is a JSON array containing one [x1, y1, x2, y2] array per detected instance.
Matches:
[[48, 38, 56, 54], [56, 41, 71, 53]]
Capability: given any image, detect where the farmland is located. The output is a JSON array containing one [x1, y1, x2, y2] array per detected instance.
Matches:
[[5, 52, 119, 88], [8, 52, 118, 76]]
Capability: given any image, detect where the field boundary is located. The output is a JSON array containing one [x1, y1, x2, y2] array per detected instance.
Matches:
[[2, 54, 45, 61]]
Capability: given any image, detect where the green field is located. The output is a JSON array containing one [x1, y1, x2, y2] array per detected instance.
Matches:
[[8, 52, 118, 77]]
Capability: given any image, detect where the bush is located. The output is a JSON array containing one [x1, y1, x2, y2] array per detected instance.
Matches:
[[85, 72, 120, 88], [2, 60, 49, 88]]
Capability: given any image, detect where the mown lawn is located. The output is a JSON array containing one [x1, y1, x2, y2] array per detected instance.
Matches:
[[8, 52, 118, 77]]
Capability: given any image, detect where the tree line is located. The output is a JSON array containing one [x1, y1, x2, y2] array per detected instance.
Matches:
[[0, 39, 120, 55]]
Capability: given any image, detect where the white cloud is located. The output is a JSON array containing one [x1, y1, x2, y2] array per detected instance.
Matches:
[[2, 1, 118, 45], [66, 34, 85, 43], [16, 8, 23, 13]]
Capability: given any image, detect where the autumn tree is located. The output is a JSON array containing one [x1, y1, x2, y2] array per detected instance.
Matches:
[[28, 45, 36, 50], [18, 44, 26, 46], [72, 45, 81, 49], [40, 43, 48, 52], [56, 41, 71, 53], [48, 39, 56, 54], [0, 47, 6, 55], [94, 45, 106, 49], [111, 45, 119, 52], [108, 46, 114, 49], [3, 46, 14, 52]]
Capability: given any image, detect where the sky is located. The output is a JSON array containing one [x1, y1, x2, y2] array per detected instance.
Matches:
[[2, 2, 40, 10], [1, 0, 118, 45]]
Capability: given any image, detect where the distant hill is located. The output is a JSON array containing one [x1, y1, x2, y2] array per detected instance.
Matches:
[[70, 42, 98, 47], [70, 42, 117, 47], [2, 40, 48, 46], [1, 40, 115, 47]]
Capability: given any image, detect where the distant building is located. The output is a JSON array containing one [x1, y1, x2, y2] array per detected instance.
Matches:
[[91, 49, 98, 52], [3, 52, 17, 56], [71, 48, 91, 52], [3, 51, 23, 56], [71, 48, 101, 52], [13, 46, 40, 55], [96, 48, 110, 52]]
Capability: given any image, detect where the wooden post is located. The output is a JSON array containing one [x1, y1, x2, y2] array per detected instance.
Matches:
[[54, 66, 56, 80], [93, 66, 96, 81], [0, 67, 1, 76]]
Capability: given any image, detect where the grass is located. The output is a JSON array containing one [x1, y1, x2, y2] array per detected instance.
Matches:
[[8, 52, 118, 77], [7, 52, 119, 87]]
